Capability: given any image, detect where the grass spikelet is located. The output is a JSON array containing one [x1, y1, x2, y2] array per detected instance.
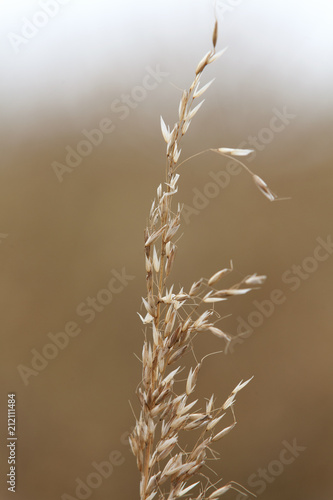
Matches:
[[131, 17, 275, 500]]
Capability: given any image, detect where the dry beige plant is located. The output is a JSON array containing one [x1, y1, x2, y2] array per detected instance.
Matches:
[[130, 19, 277, 500]]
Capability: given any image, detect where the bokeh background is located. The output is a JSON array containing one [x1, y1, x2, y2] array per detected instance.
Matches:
[[1, 1, 333, 499]]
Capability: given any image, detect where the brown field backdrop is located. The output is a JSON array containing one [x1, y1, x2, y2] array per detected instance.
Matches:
[[1, 1, 333, 499]]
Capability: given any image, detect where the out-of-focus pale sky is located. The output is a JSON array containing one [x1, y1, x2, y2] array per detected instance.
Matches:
[[1, 0, 333, 139]]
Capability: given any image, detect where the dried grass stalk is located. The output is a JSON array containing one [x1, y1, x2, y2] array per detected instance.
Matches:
[[131, 18, 273, 500]]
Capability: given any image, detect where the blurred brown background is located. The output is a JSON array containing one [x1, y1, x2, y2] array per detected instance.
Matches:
[[1, 1, 333, 499]]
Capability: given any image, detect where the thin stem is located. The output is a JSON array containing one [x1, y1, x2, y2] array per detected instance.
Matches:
[[174, 148, 211, 172]]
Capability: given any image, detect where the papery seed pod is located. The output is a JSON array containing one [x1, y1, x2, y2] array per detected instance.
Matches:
[[206, 394, 214, 413], [232, 376, 254, 395], [145, 225, 167, 247], [195, 50, 212, 75], [186, 364, 201, 395], [177, 399, 197, 416], [159, 193, 168, 218], [137, 311, 153, 324], [181, 118, 191, 135], [165, 310, 177, 336], [129, 434, 139, 456], [168, 173, 180, 190], [208, 484, 232, 499], [253, 174, 278, 201], [184, 416, 209, 430], [213, 288, 251, 297], [212, 422, 236, 442], [190, 438, 211, 460], [142, 297, 156, 317], [160, 420, 171, 439], [208, 267, 231, 286], [162, 367, 180, 385], [164, 223, 180, 243], [192, 309, 213, 329], [178, 482, 200, 497], [212, 19, 218, 48], [203, 295, 227, 303], [173, 147, 182, 163], [146, 492, 157, 500], [187, 461, 203, 476], [165, 241, 172, 257], [222, 394, 236, 411], [244, 273, 266, 285], [156, 436, 178, 454], [137, 449, 144, 473], [193, 78, 215, 99], [216, 147, 253, 157], [160, 116, 171, 143], [186, 100, 205, 121], [206, 414, 225, 431], [170, 414, 189, 430], [167, 325, 181, 348], [148, 417, 156, 436], [208, 47, 228, 64], [189, 413, 206, 421], [152, 211, 159, 227], [189, 279, 202, 296], [178, 90, 188, 120], [157, 351, 165, 373], [176, 461, 197, 477], [145, 256, 152, 273], [171, 394, 184, 413], [150, 402, 167, 417], [165, 248, 176, 277], [208, 326, 231, 341], [154, 386, 170, 405], [149, 199, 155, 217], [181, 317, 191, 332], [152, 246, 160, 272], [152, 323, 159, 346], [165, 304, 174, 324], [167, 345, 188, 364], [163, 463, 183, 479], [158, 444, 178, 463], [146, 472, 161, 494], [142, 343, 148, 365]]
